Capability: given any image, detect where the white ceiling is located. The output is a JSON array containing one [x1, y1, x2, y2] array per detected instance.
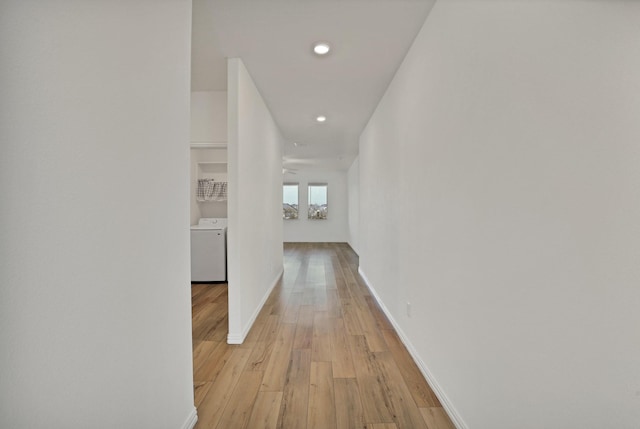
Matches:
[[192, 0, 436, 170]]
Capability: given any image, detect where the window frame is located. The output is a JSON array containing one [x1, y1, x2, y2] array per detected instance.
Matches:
[[307, 182, 328, 220], [282, 182, 300, 220]]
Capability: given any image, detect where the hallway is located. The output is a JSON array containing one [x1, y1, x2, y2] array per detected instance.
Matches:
[[192, 243, 455, 429]]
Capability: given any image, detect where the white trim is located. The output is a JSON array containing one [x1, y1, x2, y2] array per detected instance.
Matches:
[[190, 142, 227, 149], [226, 332, 244, 344], [181, 407, 198, 429], [358, 267, 469, 429], [227, 267, 284, 344]]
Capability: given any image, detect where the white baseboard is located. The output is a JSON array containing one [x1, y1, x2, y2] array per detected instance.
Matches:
[[358, 267, 469, 429], [227, 267, 284, 344], [181, 407, 198, 429], [226, 332, 244, 344]]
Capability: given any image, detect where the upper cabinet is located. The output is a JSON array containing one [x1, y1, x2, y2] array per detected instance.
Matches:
[[190, 91, 227, 148]]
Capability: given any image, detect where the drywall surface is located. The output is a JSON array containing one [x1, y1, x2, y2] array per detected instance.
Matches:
[[190, 91, 227, 144], [0, 1, 196, 428], [283, 169, 349, 243], [358, 1, 640, 428], [227, 58, 284, 342], [347, 158, 360, 254]]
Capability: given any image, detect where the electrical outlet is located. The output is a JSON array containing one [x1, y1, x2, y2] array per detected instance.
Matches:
[[406, 302, 411, 317]]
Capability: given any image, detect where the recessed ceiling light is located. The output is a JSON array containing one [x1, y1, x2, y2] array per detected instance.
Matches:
[[313, 42, 330, 55], [316, 115, 327, 123]]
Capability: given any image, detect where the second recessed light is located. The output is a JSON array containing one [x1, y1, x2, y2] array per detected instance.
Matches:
[[313, 42, 330, 55], [316, 115, 327, 123]]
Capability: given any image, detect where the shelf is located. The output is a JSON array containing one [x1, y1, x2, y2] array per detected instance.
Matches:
[[198, 162, 227, 172], [197, 162, 227, 181], [190, 142, 227, 149]]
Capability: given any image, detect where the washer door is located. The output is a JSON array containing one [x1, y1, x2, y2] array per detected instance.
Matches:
[[190, 229, 226, 282]]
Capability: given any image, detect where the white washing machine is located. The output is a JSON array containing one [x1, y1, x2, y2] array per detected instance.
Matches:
[[190, 218, 227, 282]]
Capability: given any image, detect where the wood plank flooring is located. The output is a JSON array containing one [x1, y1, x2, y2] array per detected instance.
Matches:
[[192, 242, 455, 429]]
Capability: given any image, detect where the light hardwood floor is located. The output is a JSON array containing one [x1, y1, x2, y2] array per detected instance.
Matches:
[[192, 242, 455, 429]]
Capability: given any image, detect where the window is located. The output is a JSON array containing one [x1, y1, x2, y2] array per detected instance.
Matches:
[[308, 183, 328, 220], [283, 183, 299, 219]]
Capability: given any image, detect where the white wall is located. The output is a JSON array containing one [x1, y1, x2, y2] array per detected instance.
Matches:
[[0, 1, 196, 429], [227, 58, 284, 343], [347, 158, 360, 253], [190, 91, 227, 144], [283, 169, 349, 243], [190, 148, 228, 225], [359, 1, 640, 428]]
